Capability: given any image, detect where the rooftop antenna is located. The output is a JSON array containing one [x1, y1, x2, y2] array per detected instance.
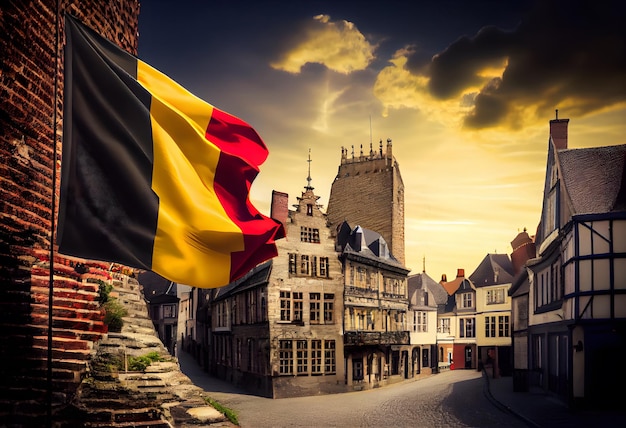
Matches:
[[369, 115, 372, 147], [306, 148, 313, 190]]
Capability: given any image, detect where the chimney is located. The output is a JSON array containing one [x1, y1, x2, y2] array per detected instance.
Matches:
[[456, 268, 465, 278], [270, 190, 289, 230], [441, 274, 447, 282], [549, 109, 569, 150]]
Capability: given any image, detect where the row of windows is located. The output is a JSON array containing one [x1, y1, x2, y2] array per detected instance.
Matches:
[[347, 264, 406, 297], [346, 308, 407, 332], [280, 291, 334, 324], [437, 316, 510, 338], [215, 287, 267, 328], [288, 253, 330, 277], [213, 336, 268, 375], [535, 261, 562, 309], [279, 339, 336, 375], [485, 315, 510, 337]]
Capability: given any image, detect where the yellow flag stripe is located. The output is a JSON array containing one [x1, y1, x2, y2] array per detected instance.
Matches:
[[136, 60, 244, 287]]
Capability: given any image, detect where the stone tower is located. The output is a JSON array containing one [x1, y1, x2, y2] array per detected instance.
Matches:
[[326, 139, 405, 265]]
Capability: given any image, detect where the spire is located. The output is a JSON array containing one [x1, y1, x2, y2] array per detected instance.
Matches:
[[305, 148, 314, 190]]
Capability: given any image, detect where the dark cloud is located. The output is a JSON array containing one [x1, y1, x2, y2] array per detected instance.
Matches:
[[418, 0, 626, 129]]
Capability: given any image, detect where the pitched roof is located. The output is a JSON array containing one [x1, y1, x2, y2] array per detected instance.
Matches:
[[469, 254, 514, 287], [337, 221, 408, 271], [213, 260, 273, 301], [440, 276, 464, 295], [138, 271, 175, 298], [558, 144, 626, 215], [408, 272, 448, 306]]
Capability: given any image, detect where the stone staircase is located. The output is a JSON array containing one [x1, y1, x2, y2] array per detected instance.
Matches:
[[66, 273, 235, 427]]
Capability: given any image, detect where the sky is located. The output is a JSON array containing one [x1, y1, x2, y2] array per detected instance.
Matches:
[[137, 0, 626, 281]]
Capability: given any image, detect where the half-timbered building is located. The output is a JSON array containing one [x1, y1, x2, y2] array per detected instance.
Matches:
[[514, 114, 626, 408]]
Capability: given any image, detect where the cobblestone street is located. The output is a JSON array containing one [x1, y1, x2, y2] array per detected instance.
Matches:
[[178, 352, 527, 428]]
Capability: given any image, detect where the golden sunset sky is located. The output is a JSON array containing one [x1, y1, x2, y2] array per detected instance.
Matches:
[[138, 0, 626, 280]]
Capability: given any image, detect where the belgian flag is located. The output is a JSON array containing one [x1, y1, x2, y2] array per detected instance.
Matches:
[[58, 15, 285, 288]]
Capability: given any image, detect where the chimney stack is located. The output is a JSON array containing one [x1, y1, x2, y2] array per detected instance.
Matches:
[[456, 268, 465, 278], [549, 109, 569, 150], [270, 190, 289, 230]]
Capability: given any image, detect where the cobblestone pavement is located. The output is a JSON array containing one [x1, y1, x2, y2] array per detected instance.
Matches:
[[178, 352, 526, 427], [179, 351, 626, 427]]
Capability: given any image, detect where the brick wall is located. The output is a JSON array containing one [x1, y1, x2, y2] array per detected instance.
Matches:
[[0, 1, 139, 424]]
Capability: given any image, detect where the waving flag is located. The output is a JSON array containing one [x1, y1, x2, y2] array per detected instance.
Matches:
[[58, 15, 284, 288]]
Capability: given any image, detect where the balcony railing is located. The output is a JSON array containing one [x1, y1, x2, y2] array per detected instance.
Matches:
[[344, 330, 409, 346], [381, 291, 406, 300], [345, 286, 378, 298]]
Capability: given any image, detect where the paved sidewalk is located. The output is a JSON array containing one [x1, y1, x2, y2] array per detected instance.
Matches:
[[485, 372, 626, 428]]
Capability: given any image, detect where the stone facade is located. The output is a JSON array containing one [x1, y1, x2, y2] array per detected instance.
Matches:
[[327, 139, 405, 265], [269, 186, 346, 397], [196, 185, 346, 398]]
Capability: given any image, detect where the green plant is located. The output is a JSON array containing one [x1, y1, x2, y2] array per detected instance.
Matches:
[[205, 397, 238, 426], [127, 355, 152, 371], [103, 299, 127, 332], [126, 351, 165, 372], [144, 351, 164, 362], [97, 280, 113, 304]]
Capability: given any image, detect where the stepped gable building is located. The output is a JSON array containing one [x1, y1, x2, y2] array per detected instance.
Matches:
[[196, 158, 346, 398], [336, 221, 411, 389], [510, 114, 626, 408], [327, 139, 405, 265]]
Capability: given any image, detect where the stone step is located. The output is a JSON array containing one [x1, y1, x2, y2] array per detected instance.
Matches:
[[122, 316, 155, 329], [82, 407, 171, 427]]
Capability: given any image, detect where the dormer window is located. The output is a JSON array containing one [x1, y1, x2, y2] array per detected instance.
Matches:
[[307, 204, 313, 216], [460, 293, 473, 309]]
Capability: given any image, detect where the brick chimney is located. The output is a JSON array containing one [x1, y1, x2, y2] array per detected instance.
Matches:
[[550, 109, 569, 150], [270, 190, 289, 230], [456, 268, 465, 278]]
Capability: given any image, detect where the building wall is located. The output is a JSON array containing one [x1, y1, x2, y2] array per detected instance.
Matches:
[[267, 188, 346, 398], [0, 1, 139, 424], [327, 142, 405, 264], [475, 284, 512, 347]]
